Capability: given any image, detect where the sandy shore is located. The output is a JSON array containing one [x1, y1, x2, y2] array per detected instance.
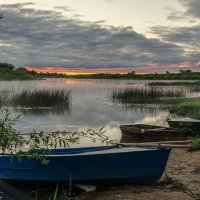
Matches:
[[74, 148, 200, 200]]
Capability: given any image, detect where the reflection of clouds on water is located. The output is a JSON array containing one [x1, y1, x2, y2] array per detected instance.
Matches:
[[134, 112, 170, 126], [69, 122, 122, 147], [1, 79, 173, 137], [20, 122, 122, 148]]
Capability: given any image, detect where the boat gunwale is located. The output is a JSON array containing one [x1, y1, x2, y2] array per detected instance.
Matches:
[[0, 146, 171, 158]]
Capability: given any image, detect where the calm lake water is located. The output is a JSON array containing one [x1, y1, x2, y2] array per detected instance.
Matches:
[[0, 78, 173, 145]]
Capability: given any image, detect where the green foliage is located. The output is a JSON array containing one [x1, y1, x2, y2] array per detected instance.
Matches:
[[189, 137, 200, 151], [112, 86, 200, 118], [0, 110, 23, 155], [165, 98, 200, 118], [11, 89, 71, 107], [0, 111, 117, 164], [52, 182, 73, 200], [0, 89, 72, 116], [112, 87, 186, 104], [49, 70, 200, 80], [16, 67, 27, 71], [148, 81, 200, 86], [0, 63, 15, 70], [0, 67, 41, 80], [0, 89, 71, 108]]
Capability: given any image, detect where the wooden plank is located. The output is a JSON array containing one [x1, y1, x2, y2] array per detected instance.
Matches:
[[120, 143, 192, 148], [120, 140, 192, 145]]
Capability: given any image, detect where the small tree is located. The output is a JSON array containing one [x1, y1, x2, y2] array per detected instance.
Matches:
[[0, 63, 15, 70], [16, 67, 27, 71], [131, 71, 135, 75], [166, 71, 170, 75]]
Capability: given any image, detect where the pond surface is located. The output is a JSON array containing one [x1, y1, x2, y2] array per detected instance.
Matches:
[[0, 78, 173, 145]]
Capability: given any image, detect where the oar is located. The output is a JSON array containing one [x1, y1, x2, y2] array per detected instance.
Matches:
[[120, 143, 192, 148], [120, 140, 192, 145], [120, 140, 192, 148]]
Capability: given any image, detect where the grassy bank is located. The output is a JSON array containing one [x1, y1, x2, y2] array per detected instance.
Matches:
[[112, 87, 200, 118], [112, 87, 187, 104], [164, 98, 200, 118], [148, 81, 200, 86], [0, 68, 42, 80]]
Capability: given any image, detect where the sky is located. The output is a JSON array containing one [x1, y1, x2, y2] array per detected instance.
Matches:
[[0, 0, 200, 74]]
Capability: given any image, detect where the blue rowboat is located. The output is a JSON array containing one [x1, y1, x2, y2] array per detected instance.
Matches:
[[0, 146, 171, 185]]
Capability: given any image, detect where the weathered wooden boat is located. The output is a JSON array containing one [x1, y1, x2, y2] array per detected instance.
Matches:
[[167, 118, 200, 135], [0, 146, 171, 186], [120, 124, 190, 143]]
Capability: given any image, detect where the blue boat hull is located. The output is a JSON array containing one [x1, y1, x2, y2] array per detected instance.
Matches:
[[0, 146, 171, 185]]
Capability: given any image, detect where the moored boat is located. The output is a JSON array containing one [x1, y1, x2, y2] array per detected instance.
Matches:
[[167, 118, 200, 135], [0, 146, 170, 186], [120, 124, 190, 143]]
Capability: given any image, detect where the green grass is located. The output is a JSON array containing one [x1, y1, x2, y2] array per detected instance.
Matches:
[[112, 87, 186, 104], [191, 137, 200, 151], [164, 98, 200, 118], [0, 89, 71, 110], [0, 68, 41, 80], [10, 90, 71, 107], [112, 87, 200, 118], [148, 81, 200, 86], [0, 89, 72, 116]]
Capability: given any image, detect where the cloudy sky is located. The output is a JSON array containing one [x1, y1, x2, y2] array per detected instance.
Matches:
[[0, 0, 200, 74]]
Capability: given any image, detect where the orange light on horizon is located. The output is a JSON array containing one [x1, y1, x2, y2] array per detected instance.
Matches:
[[26, 66, 149, 75], [26, 67, 97, 75]]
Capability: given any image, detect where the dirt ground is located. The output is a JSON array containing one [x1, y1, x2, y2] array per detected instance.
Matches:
[[74, 149, 200, 200]]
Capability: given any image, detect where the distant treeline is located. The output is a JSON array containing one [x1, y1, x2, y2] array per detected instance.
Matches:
[[39, 69, 200, 80], [1, 62, 200, 80]]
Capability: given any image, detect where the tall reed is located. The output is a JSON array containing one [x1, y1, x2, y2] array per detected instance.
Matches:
[[0, 89, 72, 115], [10, 90, 71, 107], [112, 87, 187, 104], [148, 81, 200, 86], [0, 89, 71, 107]]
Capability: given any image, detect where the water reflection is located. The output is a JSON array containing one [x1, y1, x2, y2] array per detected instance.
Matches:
[[117, 103, 166, 115], [0, 88, 72, 117], [13, 107, 71, 117], [0, 79, 190, 139]]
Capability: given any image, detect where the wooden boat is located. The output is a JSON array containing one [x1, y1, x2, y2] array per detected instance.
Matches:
[[120, 124, 190, 143], [167, 118, 200, 135], [0, 146, 171, 186]]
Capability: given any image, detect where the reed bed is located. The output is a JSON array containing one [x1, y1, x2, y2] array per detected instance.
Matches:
[[165, 98, 200, 118], [0, 90, 9, 107], [112, 87, 187, 104], [0, 89, 72, 115], [10, 90, 71, 107], [148, 81, 200, 86]]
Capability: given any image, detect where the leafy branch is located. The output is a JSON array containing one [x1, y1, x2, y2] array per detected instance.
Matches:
[[0, 110, 118, 164]]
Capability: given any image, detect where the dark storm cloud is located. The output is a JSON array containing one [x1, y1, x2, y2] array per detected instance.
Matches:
[[167, 0, 200, 21], [150, 24, 200, 64], [0, 3, 189, 70], [150, 25, 200, 46], [179, 0, 200, 18]]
